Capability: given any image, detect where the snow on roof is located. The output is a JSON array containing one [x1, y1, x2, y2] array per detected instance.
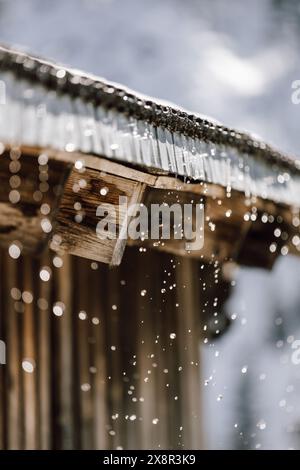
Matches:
[[0, 44, 300, 206]]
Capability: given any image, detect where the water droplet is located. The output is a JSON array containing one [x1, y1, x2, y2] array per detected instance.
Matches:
[[38, 154, 48, 165], [110, 143, 119, 151], [39, 267, 51, 282], [274, 228, 281, 237], [81, 383, 91, 392], [257, 420, 266, 430], [22, 291, 33, 304], [56, 69, 66, 79], [75, 160, 84, 170], [41, 218, 52, 234], [22, 359, 35, 373], [40, 203, 50, 215], [9, 190, 20, 204], [11, 287, 21, 300], [99, 187, 109, 198], [8, 243, 21, 259], [53, 256, 63, 268], [78, 310, 87, 320], [53, 302, 65, 317], [37, 298, 48, 310]]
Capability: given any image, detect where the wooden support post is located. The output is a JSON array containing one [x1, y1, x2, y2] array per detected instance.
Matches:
[[0, 246, 220, 449]]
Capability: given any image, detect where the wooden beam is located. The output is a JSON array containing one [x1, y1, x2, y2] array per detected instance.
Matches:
[[0, 145, 299, 269], [52, 165, 146, 265]]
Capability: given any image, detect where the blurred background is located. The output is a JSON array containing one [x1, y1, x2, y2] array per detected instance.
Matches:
[[1, 0, 300, 449]]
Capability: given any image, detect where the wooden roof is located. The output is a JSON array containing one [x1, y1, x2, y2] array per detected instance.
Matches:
[[0, 44, 299, 206], [0, 44, 299, 267]]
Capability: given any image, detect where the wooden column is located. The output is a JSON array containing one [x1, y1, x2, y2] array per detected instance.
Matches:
[[0, 246, 220, 449], [0, 145, 298, 449]]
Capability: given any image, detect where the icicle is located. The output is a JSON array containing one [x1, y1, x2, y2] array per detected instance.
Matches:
[[0, 69, 300, 206]]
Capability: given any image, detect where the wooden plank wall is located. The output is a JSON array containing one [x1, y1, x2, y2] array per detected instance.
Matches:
[[0, 246, 222, 450]]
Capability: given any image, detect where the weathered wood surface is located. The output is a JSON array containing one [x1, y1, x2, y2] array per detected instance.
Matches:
[[0, 149, 70, 254], [54, 165, 146, 265], [0, 247, 227, 450], [0, 145, 298, 269]]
